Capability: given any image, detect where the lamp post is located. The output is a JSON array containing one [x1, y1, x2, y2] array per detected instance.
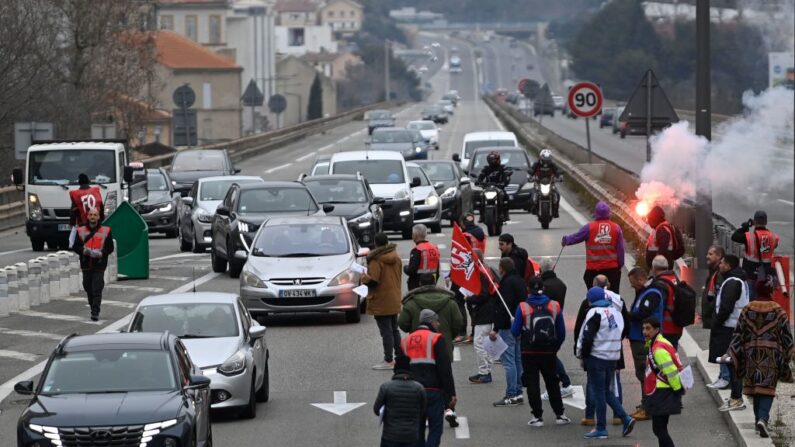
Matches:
[[385, 40, 391, 101], [694, 0, 713, 268]]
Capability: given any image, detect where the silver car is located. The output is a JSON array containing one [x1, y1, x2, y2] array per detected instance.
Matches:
[[240, 215, 368, 323], [407, 163, 442, 233], [177, 175, 264, 252], [127, 292, 269, 419]]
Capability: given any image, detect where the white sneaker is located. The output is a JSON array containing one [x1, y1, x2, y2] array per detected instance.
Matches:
[[527, 417, 544, 427], [541, 391, 550, 401], [560, 386, 575, 398], [556, 414, 572, 425], [707, 378, 729, 389]]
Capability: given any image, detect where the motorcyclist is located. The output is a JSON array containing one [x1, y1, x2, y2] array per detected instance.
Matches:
[[476, 151, 512, 221], [529, 149, 562, 218]]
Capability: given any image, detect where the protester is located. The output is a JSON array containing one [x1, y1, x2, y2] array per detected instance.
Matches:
[[363, 232, 404, 370], [577, 287, 636, 439], [498, 233, 529, 282], [561, 201, 624, 294], [644, 206, 682, 270], [399, 273, 464, 358], [72, 207, 114, 321], [68, 173, 104, 247], [705, 247, 733, 392], [701, 245, 726, 330], [728, 278, 795, 438], [731, 210, 780, 300], [452, 214, 486, 344], [466, 249, 497, 385], [650, 255, 683, 349], [627, 266, 662, 421], [538, 257, 574, 401], [401, 310, 457, 447], [373, 355, 426, 447], [491, 257, 527, 407], [512, 276, 571, 427], [642, 317, 684, 447], [405, 224, 441, 291]]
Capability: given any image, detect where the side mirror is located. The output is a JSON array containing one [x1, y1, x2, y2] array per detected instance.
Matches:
[[11, 168, 23, 186], [371, 197, 386, 205], [185, 374, 211, 390], [123, 166, 134, 183], [182, 196, 194, 207], [459, 177, 471, 186], [14, 380, 34, 395], [216, 205, 230, 216], [234, 249, 248, 260], [411, 177, 421, 188], [249, 325, 267, 341], [171, 191, 181, 199], [433, 182, 445, 189], [233, 168, 242, 174], [357, 247, 370, 257], [452, 153, 461, 162], [322, 204, 335, 213]]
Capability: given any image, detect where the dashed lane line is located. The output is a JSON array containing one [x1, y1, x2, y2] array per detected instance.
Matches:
[[16, 310, 104, 325], [295, 151, 317, 162], [777, 199, 794, 206], [105, 284, 165, 293], [0, 350, 38, 362], [264, 163, 292, 174], [0, 328, 64, 341], [317, 143, 334, 152], [151, 253, 205, 262], [0, 248, 29, 256], [453, 347, 461, 362], [60, 297, 136, 309], [148, 275, 190, 281], [454, 416, 470, 439]]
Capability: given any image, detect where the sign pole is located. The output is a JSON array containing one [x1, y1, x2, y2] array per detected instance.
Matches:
[[694, 0, 714, 270], [645, 70, 652, 162], [585, 116, 592, 164]]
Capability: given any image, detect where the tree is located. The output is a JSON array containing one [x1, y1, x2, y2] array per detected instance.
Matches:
[[307, 74, 324, 121]]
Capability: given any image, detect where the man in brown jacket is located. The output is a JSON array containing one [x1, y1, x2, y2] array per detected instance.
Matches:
[[363, 232, 404, 370]]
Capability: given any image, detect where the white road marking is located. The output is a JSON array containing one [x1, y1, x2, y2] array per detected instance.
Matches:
[[151, 253, 204, 262], [562, 385, 586, 410], [336, 135, 351, 144], [60, 297, 136, 308], [17, 310, 102, 324], [264, 163, 292, 174], [295, 152, 317, 162], [311, 391, 366, 416], [0, 328, 64, 341], [317, 143, 334, 152], [437, 243, 447, 250], [0, 350, 38, 362], [170, 271, 221, 294], [453, 347, 461, 362], [0, 248, 29, 256], [777, 199, 794, 206], [454, 416, 470, 439], [148, 275, 190, 281], [105, 284, 165, 293]]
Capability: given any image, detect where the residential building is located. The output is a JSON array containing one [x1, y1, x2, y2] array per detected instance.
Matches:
[[157, 0, 229, 47], [274, 0, 337, 55], [300, 51, 361, 81], [275, 55, 336, 127], [319, 0, 362, 35], [153, 31, 243, 144]]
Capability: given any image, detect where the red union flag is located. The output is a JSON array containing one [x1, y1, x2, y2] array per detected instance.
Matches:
[[450, 223, 481, 294]]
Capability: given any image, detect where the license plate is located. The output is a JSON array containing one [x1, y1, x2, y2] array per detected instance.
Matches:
[[58, 224, 71, 232], [279, 289, 317, 298]]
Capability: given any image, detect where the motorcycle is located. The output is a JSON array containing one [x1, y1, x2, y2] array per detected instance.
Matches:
[[481, 183, 507, 236], [533, 177, 559, 229]]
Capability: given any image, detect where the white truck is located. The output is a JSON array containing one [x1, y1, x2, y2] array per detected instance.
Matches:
[[449, 55, 462, 73], [11, 140, 146, 251]]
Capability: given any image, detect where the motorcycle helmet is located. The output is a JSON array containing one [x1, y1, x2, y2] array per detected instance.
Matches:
[[540, 149, 552, 161], [486, 151, 501, 168]]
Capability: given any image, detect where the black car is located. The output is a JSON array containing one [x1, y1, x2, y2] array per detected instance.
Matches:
[[15, 332, 212, 447], [468, 147, 534, 211], [415, 160, 473, 225], [210, 181, 331, 278], [367, 110, 395, 135], [302, 174, 385, 247], [421, 105, 448, 124], [168, 148, 240, 196], [140, 168, 180, 237]]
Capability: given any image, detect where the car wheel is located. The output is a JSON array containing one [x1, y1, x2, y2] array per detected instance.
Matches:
[[210, 247, 227, 273], [192, 231, 204, 254], [31, 238, 45, 251], [401, 227, 412, 240], [178, 225, 192, 252], [229, 258, 243, 278], [359, 298, 367, 314], [345, 305, 361, 323], [241, 373, 257, 419], [256, 356, 270, 402], [430, 223, 442, 233]]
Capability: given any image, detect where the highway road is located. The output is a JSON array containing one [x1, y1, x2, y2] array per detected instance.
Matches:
[[474, 35, 794, 256], [0, 34, 736, 446]]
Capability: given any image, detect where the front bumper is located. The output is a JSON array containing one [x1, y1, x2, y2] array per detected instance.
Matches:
[[381, 198, 413, 231], [143, 211, 176, 232], [201, 366, 254, 409], [241, 283, 359, 315], [191, 217, 214, 249], [26, 219, 70, 240], [413, 201, 442, 226], [441, 195, 458, 219], [18, 420, 193, 447]]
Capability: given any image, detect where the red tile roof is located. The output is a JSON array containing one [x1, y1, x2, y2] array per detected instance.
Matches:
[[154, 31, 240, 70]]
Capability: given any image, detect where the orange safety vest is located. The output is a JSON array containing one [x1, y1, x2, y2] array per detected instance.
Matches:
[[585, 220, 620, 270], [464, 232, 486, 253], [77, 225, 110, 251], [401, 328, 441, 365], [657, 273, 682, 335], [647, 221, 674, 253], [416, 241, 441, 274], [644, 336, 683, 395], [744, 228, 779, 264], [519, 300, 560, 329], [69, 187, 103, 225]]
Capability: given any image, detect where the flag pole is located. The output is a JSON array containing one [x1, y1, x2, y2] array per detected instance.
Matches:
[[476, 258, 514, 322], [552, 245, 565, 271]]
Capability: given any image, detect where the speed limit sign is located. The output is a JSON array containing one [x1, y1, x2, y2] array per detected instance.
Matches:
[[567, 82, 603, 118]]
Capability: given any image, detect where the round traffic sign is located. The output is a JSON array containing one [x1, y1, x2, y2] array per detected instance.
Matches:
[[268, 94, 287, 114], [173, 85, 196, 109], [567, 82, 603, 118]]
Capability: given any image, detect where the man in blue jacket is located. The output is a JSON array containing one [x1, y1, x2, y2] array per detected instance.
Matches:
[[511, 277, 571, 427], [626, 267, 663, 421]]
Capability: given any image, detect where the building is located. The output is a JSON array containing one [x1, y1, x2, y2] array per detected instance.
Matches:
[[157, 0, 230, 47], [319, 0, 362, 36], [153, 31, 243, 145], [300, 51, 361, 81], [274, 0, 337, 55], [275, 55, 336, 127]]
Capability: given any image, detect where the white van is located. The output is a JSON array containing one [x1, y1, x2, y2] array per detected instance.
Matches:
[[457, 131, 519, 172], [329, 150, 419, 239]]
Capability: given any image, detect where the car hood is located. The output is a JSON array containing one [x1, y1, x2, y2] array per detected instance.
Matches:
[[169, 170, 226, 184], [369, 119, 394, 126], [419, 130, 437, 139], [324, 202, 370, 220], [197, 200, 222, 215], [412, 186, 435, 201], [26, 391, 182, 427], [182, 337, 240, 368], [369, 183, 408, 200], [237, 210, 322, 225], [509, 169, 530, 186], [369, 142, 414, 153], [246, 253, 353, 280], [144, 191, 172, 206]]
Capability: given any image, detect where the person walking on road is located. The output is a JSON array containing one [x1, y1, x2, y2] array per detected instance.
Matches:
[[374, 355, 427, 447], [702, 246, 731, 390], [642, 317, 685, 447], [399, 273, 464, 359], [363, 232, 405, 370], [405, 224, 441, 291], [644, 206, 683, 270], [538, 257, 574, 401], [498, 233, 530, 281], [627, 267, 663, 421], [491, 258, 527, 407], [452, 213, 485, 344], [650, 255, 683, 349], [68, 173, 104, 248], [466, 249, 497, 385], [577, 287, 636, 439], [401, 310, 457, 447], [512, 276, 571, 427], [728, 278, 794, 438], [731, 210, 780, 300], [72, 207, 114, 321], [711, 255, 750, 412], [561, 201, 624, 294]]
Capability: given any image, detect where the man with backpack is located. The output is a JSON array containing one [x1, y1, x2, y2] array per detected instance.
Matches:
[[731, 210, 780, 300], [498, 233, 531, 282], [511, 277, 571, 427], [627, 267, 664, 421], [651, 255, 697, 349], [644, 206, 685, 270]]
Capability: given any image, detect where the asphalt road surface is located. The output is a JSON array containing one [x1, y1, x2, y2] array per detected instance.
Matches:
[[0, 33, 737, 447]]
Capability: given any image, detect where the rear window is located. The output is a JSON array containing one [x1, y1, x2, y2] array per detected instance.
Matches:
[[470, 151, 528, 174], [237, 188, 317, 213], [333, 160, 405, 184], [372, 129, 413, 143], [172, 151, 225, 171], [464, 139, 515, 158]]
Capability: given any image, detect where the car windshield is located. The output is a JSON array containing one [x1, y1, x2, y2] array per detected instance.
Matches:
[[333, 160, 405, 184], [471, 151, 528, 174], [370, 111, 391, 120], [254, 223, 349, 257], [409, 130, 425, 141], [464, 139, 515, 158], [305, 179, 367, 203], [28, 150, 116, 186], [40, 350, 177, 395], [130, 303, 239, 338], [409, 122, 436, 130], [200, 179, 259, 201], [237, 188, 317, 214], [172, 151, 225, 171], [312, 162, 329, 175], [372, 130, 413, 143], [147, 172, 168, 191], [407, 166, 430, 186], [419, 162, 456, 181]]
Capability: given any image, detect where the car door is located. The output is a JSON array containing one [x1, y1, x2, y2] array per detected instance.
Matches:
[[213, 185, 237, 257], [364, 179, 383, 232], [238, 299, 266, 387], [183, 182, 198, 240], [175, 341, 210, 442]]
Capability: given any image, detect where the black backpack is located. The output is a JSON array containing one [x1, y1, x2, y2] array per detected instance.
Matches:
[[660, 223, 686, 260], [657, 277, 697, 327], [522, 302, 558, 348]]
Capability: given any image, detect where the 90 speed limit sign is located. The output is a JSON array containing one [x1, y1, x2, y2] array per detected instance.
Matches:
[[567, 82, 603, 118]]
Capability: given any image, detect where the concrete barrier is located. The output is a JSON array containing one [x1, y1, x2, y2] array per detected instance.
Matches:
[[69, 253, 80, 294], [107, 240, 118, 282], [46, 254, 60, 299], [0, 269, 8, 317], [4, 265, 19, 313], [57, 251, 71, 294], [28, 259, 41, 306], [14, 262, 29, 311], [37, 256, 50, 304]]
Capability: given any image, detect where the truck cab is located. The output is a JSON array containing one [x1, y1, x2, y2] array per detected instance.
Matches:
[[11, 140, 143, 251]]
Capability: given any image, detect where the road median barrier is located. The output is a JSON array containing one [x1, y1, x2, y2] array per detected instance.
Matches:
[[14, 262, 29, 311], [36, 256, 51, 304], [0, 269, 8, 317], [4, 265, 19, 313], [27, 259, 41, 307]]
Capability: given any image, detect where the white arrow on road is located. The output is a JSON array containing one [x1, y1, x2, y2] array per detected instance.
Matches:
[[561, 385, 586, 410], [311, 391, 366, 416]]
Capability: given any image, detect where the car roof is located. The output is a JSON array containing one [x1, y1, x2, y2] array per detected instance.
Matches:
[[415, 160, 454, 166], [63, 332, 174, 352], [237, 181, 307, 190], [198, 175, 263, 184], [29, 142, 124, 151], [470, 146, 523, 156], [408, 120, 436, 125], [303, 174, 360, 182], [264, 215, 344, 226], [463, 131, 517, 142], [370, 109, 390, 114], [330, 150, 404, 162], [372, 127, 411, 133], [176, 148, 225, 155], [138, 292, 240, 307]]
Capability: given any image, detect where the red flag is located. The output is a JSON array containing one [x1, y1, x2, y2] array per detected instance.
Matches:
[[449, 222, 482, 295]]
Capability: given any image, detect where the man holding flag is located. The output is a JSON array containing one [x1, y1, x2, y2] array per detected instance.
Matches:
[[491, 257, 528, 408]]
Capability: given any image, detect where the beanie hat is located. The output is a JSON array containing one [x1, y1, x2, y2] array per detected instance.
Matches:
[[586, 287, 607, 304], [394, 355, 411, 373], [419, 309, 439, 325]]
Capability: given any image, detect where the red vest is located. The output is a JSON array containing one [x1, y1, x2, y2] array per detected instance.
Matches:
[[644, 336, 683, 395], [77, 225, 110, 251], [744, 228, 779, 264], [528, 257, 540, 277], [69, 187, 103, 225], [519, 300, 560, 329], [647, 221, 674, 252], [657, 273, 682, 335], [401, 329, 441, 365], [585, 220, 620, 270], [464, 232, 486, 253], [416, 241, 440, 274]]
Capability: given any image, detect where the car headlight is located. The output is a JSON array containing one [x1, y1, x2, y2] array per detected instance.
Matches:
[[328, 269, 358, 287], [28, 424, 60, 443], [349, 212, 373, 228], [237, 220, 256, 233], [425, 194, 439, 207], [157, 202, 172, 213], [241, 270, 266, 288], [484, 190, 498, 200], [28, 193, 43, 221], [218, 350, 246, 376], [142, 419, 178, 442], [540, 184, 551, 195], [415, 146, 423, 153], [196, 208, 213, 223], [440, 187, 457, 199], [394, 188, 410, 200]]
